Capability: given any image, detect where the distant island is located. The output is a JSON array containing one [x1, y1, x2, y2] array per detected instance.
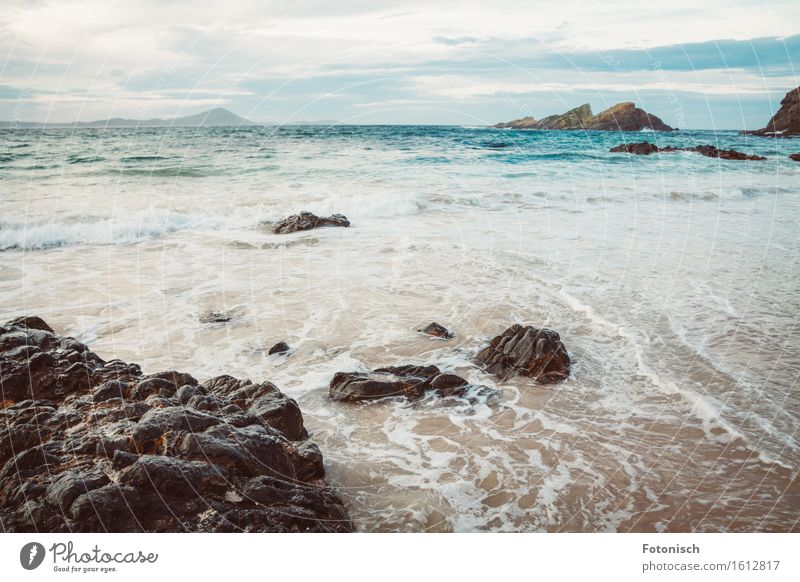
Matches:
[[0, 107, 255, 128], [494, 102, 674, 131]]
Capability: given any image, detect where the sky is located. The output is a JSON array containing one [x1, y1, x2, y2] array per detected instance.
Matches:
[[0, 0, 798, 128]]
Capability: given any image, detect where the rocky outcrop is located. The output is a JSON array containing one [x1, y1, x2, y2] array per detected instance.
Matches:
[[495, 102, 674, 131], [272, 211, 350, 235], [418, 322, 454, 339], [610, 142, 766, 161], [475, 324, 570, 383], [609, 142, 663, 155], [0, 317, 352, 532], [743, 86, 800, 137], [329, 365, 478, 402]]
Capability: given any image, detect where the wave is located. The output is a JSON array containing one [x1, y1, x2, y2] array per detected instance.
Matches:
[[108, 166, 212, 177], [119, 155, 172, 162], [0, 210, 215, 251]]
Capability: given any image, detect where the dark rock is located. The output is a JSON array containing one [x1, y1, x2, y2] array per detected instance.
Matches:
[[6, 316, 54, 333], [91, 380, 129, 403], [268, 341, 291, 355], [249, 393, 308, 440], [45, 470, 110, 511], [475, 324, 571, 383], [609, 141, 662, 155], [130, 377, 177, 400], [0, 316, 352, 533], [119, 455, 227, 497], [329, 364, 475, 401], [688, 145, 766, 161], [610, 142, 766, 161], [743, 86, 800, 137], [496, 102, 674, 131], [788, 153, 800, 162], [418, 322, 454, 339], [175, 384, 198, 404], [272, 211, 350, 234]]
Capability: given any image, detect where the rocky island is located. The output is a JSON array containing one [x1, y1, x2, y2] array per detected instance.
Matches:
[[742, 85, 800, 137], [495, 102, 674, 131]]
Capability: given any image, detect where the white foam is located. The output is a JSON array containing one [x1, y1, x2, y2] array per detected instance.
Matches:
[[0, 209, 218, 250]]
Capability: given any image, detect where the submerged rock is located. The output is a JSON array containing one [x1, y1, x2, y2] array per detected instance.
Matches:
[[610, 142, 766, 161], [475, 324, 570, 383], [418, 322, 454, 339], [0, 316, 352, 533], [199, 311, 232, 324], [496, 102, 674, 131], [329, 365, 477, 401], [742, 86, 800, 137], [272, 211, 350, 234]]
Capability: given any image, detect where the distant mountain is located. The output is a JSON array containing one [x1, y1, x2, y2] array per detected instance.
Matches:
[[495, 102, 674, 131], [0, 108, 256, 128]]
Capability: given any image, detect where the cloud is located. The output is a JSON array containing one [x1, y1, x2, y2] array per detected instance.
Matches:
[[0, 0, 798, 127]]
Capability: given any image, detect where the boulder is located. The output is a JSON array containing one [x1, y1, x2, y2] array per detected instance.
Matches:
[[268, 341, 291, 355], [789, 153, 800, 162], [418, 322, 454, 339], [0, 316, 352, 533], [272, 211, 350, 234], [329, 364, 473, 401], [475, 324, 571, 383], [609, 141, 662, 155], [743, 86, 800, 137]]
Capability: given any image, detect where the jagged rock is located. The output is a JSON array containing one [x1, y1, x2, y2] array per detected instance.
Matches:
[[272, 211, 350, 234], [496, 102, 674, 131], [610, 142, 766, 161], [0, 316, 352, 533], [689, 145, 767, 161], [268, 341, 291, 355], [743, 86, 800, 137], [418, 322, 454, 339], [329, 364, 476, 401], [475, 324, 571, 383]]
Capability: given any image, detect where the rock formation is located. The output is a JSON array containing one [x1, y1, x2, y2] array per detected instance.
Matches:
[[418, 322, 454, 339], [742, 86, 800, 137], [329, 365, 479, 401], [0, 316, 352, 532], [495, 102, 674, 131], [272, 211, 350, 234], [475, 324, 570, 383], [610, 142, 766, 161]]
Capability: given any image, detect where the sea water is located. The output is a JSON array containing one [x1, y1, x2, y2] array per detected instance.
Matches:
[[0, 125, 798, 531]]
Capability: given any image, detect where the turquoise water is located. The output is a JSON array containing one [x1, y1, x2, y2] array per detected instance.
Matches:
[[1, 126, 798, 531]]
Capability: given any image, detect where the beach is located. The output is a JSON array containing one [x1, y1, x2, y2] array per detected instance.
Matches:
[[1, 125, 798, 531]]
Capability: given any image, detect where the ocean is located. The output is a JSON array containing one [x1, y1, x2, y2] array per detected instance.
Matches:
[[0, 125, 798, 531]]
